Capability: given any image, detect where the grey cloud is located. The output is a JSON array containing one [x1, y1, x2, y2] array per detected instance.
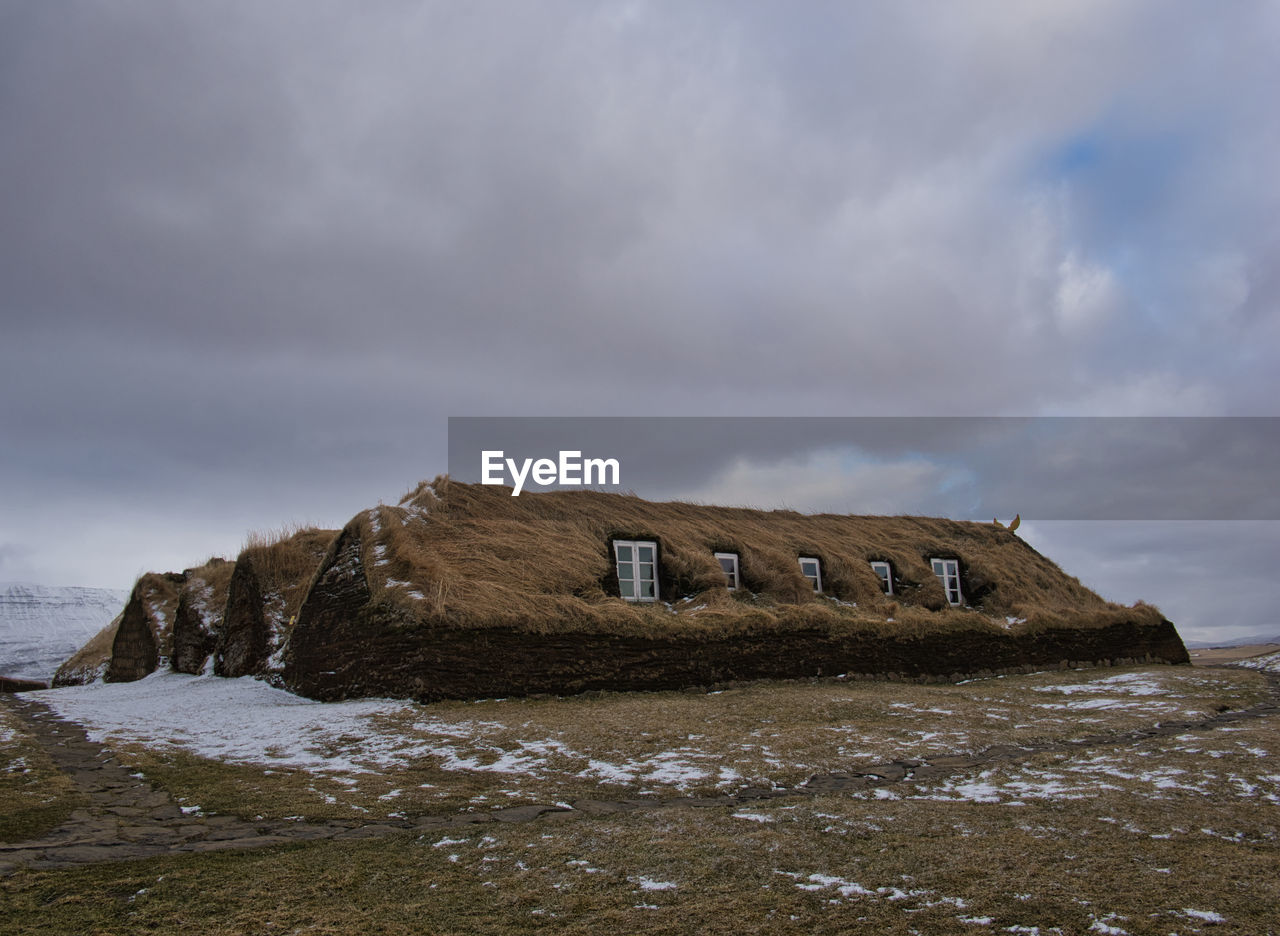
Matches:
[[2, 2, 1278, 636], [1021, 521, 1280, 645]]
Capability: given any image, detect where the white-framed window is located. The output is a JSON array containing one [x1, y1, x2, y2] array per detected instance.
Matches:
[[931, 558, 962, 606], [798, 557, 822, 593], [614, 540, 659, 601], [715, 552, 740, 590], [870, 560, 893, 595]]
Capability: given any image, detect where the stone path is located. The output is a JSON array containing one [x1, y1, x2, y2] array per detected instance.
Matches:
[[3, 668, 1277, 876]]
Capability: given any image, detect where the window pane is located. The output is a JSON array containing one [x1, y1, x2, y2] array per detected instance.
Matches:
[[639, 580, 655, 598], [873, 564, 890, 591], [801, 560, 817, 576], [717, 555, 738, 587], [638, 564, 654, 583], [617, 561, 634, 581], [637, 545, 654, 561], [616, 544, 632, 561], [619, 580, 635, 597]]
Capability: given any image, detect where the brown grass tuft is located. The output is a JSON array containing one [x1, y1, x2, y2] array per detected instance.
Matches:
[[239, 527, 336, 620], [51, 613, 123, 686], [345, 478, 1161, 641]]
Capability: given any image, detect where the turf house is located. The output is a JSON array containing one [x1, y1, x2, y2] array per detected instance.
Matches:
[[54, 477, 1189, 701]]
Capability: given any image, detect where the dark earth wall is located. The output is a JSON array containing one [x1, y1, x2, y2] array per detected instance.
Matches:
[[171, 562, 232, 675], [282, 527, 1190, 703], [171, 589, 216, 674], [106, 581, 165, 683], [287, 615, 1189, 703], [106, 572, 187, 683], [214, 556, 267, 678], [0, 676, 47, 692]]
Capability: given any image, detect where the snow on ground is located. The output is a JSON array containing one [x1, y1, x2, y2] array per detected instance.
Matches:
[[1025, 673, 1184, 714], [905, 745, 1280, 807], [1033, 697, 1179, 714], [32, 672, 435, 775], [1180, 908, 1226, 923], [1087, 914, 1127, 934], [30, 672, 742, 789], [782, 870, 970, 911], [23, 667, 1262, 796], [1031, 673, 1168, 696], [1233, 649, 1280, 674]]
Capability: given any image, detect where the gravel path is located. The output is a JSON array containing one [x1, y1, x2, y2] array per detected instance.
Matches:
[[3, 667, 1277, 876]]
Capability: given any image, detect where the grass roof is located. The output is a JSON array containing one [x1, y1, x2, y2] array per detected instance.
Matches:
[[172, 557, 235, 674], [240, 526, 338, 623], [331, 476, 1159, 640], [52, 613, 122, 686], [215, 526, 337, 679]]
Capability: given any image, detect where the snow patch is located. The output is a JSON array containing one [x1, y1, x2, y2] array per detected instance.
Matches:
[[1230, 650, 1280, 673], [1034, 673, 1167, 697], [1088, 915, 1128, 934], [1181, 908, 1226, 922], [31, 672, 418, 777]]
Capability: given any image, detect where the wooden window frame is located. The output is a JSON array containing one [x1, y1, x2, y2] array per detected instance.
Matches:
[[614, 540, 659, 602], [870, 560, 893, 595], [798, 557, 822, 593], [715, 552, 740, 590], [931, 557, 963, 606]]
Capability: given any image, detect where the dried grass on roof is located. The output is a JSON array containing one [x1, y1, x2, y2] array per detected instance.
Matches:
[[240, 526, 337, 620], [131, 572, 185, 647], [51, 613, 123, 686], [333, 476, 1162, 638], [185, 557, 235, 613]]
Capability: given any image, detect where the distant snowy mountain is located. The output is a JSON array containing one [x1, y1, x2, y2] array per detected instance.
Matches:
[[1185, 633, 1280, 649], [0, 583, 129, 684]]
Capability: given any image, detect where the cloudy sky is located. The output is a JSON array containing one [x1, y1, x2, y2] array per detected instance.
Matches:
[[2, 1, 1277, 643]]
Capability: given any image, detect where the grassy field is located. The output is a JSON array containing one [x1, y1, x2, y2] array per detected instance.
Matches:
[[35, 665, 1269, 823], [3, 665, 1277, 934], [0, 707, 88, 842]]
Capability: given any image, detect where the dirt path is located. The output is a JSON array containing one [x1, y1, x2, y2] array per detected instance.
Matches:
[[3, 668, 1278, 876]]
